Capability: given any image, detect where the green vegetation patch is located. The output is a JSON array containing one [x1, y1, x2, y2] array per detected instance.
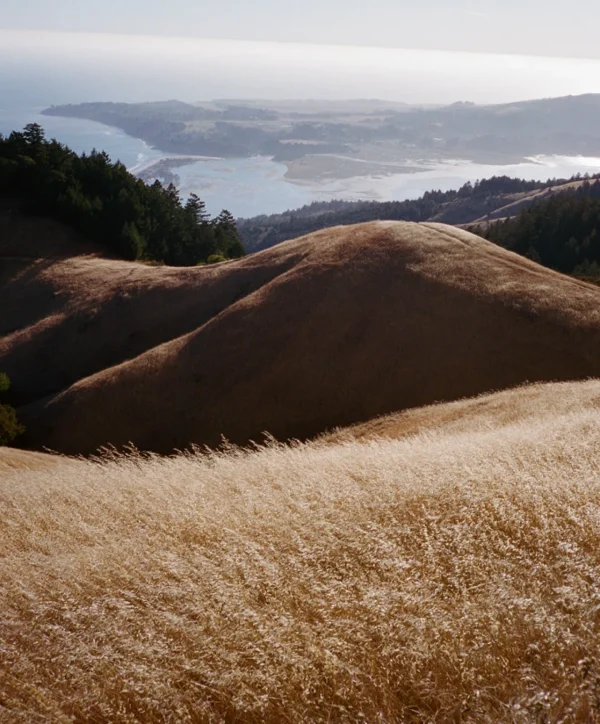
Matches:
[[0, 124, 245, 266], [0, 373, 24, 445], [238, 175, 596, 252], [481, 181, 600, 278]]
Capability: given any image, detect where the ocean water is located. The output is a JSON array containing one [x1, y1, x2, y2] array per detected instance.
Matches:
[[6, 31, 600, 106], [4, 104, 600, 219], [174, 154, 600, 218], [0, 107, 163, 170], [3, 32, 600, 217]]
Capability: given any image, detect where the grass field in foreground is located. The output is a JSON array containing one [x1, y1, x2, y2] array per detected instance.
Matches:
[[2, 388, 600, 721]]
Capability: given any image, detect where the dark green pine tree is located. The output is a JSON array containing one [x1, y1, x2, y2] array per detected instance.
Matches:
[[23, 122, 45, 143], [185, 193, 210, 225], [213, 209, 245, 259], [0, 125, 247, 265]]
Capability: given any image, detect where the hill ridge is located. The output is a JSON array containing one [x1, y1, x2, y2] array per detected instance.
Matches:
[[238, 176, 600, 253], [5, 219, 600, 454], [1, 212, 319, 406]]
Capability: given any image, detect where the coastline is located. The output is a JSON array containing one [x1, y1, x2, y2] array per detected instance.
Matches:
[[133, 155, 225, 185], [12, 111, 600, 216]]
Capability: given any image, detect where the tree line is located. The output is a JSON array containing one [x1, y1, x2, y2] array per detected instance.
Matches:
[[238, 175, 594, 252], [480, 180, 600, 280], [0, 124, 245, 265]]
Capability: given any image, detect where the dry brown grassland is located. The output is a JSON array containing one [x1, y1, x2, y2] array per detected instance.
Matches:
[[2, 381, 600, 722], [10, 220, 600, 455]]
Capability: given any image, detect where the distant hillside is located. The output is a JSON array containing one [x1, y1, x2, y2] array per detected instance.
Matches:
[[477, 181, 600, 280], [0, 447, 64, 472], [5, 215, 600, 455], [42, 94, 600, 172], [238, 174, 600, 252]]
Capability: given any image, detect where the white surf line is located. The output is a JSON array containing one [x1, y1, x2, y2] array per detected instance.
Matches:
[[131, 153, 226, 175]]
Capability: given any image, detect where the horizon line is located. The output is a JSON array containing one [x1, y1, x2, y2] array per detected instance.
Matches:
[[2, 27, 600, 66]]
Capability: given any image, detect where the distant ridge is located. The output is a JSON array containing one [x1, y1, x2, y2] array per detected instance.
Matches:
[[42, 93, 600, 169]]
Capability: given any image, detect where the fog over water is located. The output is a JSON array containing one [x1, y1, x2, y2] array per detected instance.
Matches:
[[3, 30, 600, 216], [5, 30, 600, 105]]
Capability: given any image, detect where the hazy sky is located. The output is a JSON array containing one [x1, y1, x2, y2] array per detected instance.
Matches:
[[1, 0, 598, 59]]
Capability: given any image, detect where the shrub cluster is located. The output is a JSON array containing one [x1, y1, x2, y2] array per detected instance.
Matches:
[[0, 373, 24, 445]]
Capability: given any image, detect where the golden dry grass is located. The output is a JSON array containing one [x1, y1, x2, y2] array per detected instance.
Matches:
[[0, 208, 308, 407], [0, 447, 65, 472], [2, 380, 600, 722], [324, 379, 600, 443]]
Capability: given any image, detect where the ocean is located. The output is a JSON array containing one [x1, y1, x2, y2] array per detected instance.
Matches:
[[0, 98, 167, 168], [3, 32, 600, 217]]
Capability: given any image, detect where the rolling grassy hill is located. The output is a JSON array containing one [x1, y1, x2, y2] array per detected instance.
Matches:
[[4, 210, 600, 454], [4, 199, 600, 721], [2, 378, 600, 721], [323, 378, 600, 442]]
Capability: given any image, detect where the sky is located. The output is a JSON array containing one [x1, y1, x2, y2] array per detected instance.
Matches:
[[1, 0, 599, 60], [4, 29, 600, 107], [3, 1, 600, 108]]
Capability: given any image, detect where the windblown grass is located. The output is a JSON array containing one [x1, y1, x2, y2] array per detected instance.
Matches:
[[2, 398, 600, 721]]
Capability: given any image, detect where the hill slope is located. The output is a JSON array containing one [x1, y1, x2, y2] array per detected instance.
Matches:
[[3, 379, 600, 721], [5, 216, 600, 454], [0, 446, 65, 472], [324, 378, 600, 443], [0, 207, 307, 406]]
